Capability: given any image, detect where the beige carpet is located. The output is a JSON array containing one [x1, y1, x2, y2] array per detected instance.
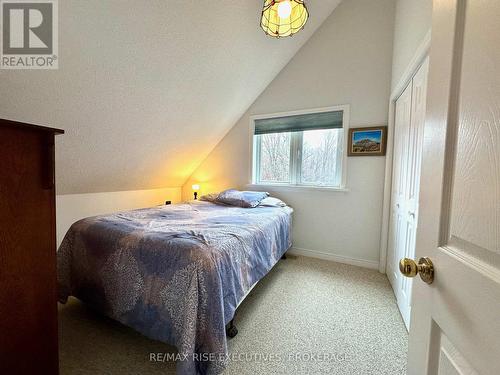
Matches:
[[59, 256, 408, 374]]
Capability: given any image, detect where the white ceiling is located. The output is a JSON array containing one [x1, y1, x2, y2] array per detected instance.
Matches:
[[0, 0, 342, 194]]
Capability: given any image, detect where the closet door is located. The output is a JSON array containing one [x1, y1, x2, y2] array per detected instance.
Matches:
[[401, 58, 429, 326], [388, 59, 429, 330], [388, 80, 412, 328]]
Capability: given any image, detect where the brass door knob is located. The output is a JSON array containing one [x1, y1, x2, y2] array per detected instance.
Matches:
[[399, 257, 434, 284]]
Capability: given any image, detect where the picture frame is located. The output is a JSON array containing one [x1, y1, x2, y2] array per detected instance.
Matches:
[[348, 126, 388, 156]]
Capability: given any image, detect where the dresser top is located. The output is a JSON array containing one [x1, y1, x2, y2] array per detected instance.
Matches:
[[0, 118, 64, 134]]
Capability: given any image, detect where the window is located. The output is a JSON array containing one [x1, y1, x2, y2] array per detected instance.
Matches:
[[252, 106, 348, 188]]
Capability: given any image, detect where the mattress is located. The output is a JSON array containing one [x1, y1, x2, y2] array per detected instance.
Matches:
[[57, 200, 292, 374]]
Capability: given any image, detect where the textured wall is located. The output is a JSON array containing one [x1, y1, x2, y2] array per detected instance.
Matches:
[[183, 0, 396, 266], [391, 0, 433, 91], [0, 0, 341, 194]]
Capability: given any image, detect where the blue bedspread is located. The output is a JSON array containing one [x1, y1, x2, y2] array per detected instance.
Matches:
[[57, 200, 292, 374]]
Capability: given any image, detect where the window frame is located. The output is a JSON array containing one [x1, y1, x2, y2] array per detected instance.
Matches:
[[249, 105, 350, 190]]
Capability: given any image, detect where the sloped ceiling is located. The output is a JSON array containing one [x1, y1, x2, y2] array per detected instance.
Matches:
[[0, 0, 342, 194]]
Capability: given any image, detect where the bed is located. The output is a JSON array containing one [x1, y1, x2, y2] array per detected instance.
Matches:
[[57, 199, 293, 374]]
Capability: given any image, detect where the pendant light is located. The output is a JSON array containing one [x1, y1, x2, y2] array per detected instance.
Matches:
[[260, 0, 309, 38]]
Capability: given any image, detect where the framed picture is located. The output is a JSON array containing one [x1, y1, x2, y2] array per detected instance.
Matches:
[[348, 126, 388, 156]]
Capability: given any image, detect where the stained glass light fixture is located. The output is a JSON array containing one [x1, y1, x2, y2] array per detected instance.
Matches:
[[260, 0, 309, 38]]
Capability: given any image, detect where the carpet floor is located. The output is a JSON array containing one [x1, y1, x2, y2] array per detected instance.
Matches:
[[58, 255, 408, 374]]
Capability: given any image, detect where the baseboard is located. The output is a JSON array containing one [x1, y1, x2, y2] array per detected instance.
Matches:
[[288, 247, 379, 270]]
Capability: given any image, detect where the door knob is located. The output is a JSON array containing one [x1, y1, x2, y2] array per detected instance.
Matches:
[[399, 257, 434, 284]]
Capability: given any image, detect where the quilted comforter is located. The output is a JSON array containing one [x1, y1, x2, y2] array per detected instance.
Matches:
[[57, 200, 292, 374]]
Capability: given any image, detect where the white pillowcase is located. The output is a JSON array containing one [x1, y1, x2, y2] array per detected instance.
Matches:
[[259, 197, 287, 207]]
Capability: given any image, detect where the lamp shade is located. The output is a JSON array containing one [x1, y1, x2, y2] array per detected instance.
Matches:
[[192, 184, 200, 191], [260, 0, 309, 38]]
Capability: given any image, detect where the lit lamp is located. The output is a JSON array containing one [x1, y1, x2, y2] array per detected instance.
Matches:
[[192, 184, 200, 200], [260, 0, 309, 38]]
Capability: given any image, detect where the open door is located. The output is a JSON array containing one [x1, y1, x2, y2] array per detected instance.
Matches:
[[402, 0, 500, 374]]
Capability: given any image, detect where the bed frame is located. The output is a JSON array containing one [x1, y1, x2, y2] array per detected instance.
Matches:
[[225, 252, 287, 338]]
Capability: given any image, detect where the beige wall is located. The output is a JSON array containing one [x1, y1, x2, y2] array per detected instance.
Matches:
[[56, 188, 181, 246], [391, 0, 433, 91], [0, 0, 341, 195], [183, 0, 396, 267]]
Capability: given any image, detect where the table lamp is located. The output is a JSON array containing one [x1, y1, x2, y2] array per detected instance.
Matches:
[[192, 184, 200, 200]]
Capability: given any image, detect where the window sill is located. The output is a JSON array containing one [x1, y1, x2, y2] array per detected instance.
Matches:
[[246, 183, 349, 193]]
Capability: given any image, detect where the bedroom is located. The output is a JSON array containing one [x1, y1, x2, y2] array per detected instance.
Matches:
[[1, 0, 499, 374]]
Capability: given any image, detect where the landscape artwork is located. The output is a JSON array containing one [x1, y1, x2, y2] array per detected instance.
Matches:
[[348, 126, 387, 156]]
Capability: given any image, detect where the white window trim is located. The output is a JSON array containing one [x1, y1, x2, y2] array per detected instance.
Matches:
[[246, 183, 350, 193], [248, 105, 350, 190]]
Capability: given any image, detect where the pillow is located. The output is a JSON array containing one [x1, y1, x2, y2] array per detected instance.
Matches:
[[216, 189, 269, 208], [259, 197, 287, 207], [199, 193, 220, 203]]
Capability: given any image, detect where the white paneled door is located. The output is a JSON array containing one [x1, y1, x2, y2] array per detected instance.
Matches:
[[388, 58, 429, 330], [406, 0, 500, 374]]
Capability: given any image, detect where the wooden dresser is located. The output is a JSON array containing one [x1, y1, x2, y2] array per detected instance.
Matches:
[[0, 119, 64, 374]]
